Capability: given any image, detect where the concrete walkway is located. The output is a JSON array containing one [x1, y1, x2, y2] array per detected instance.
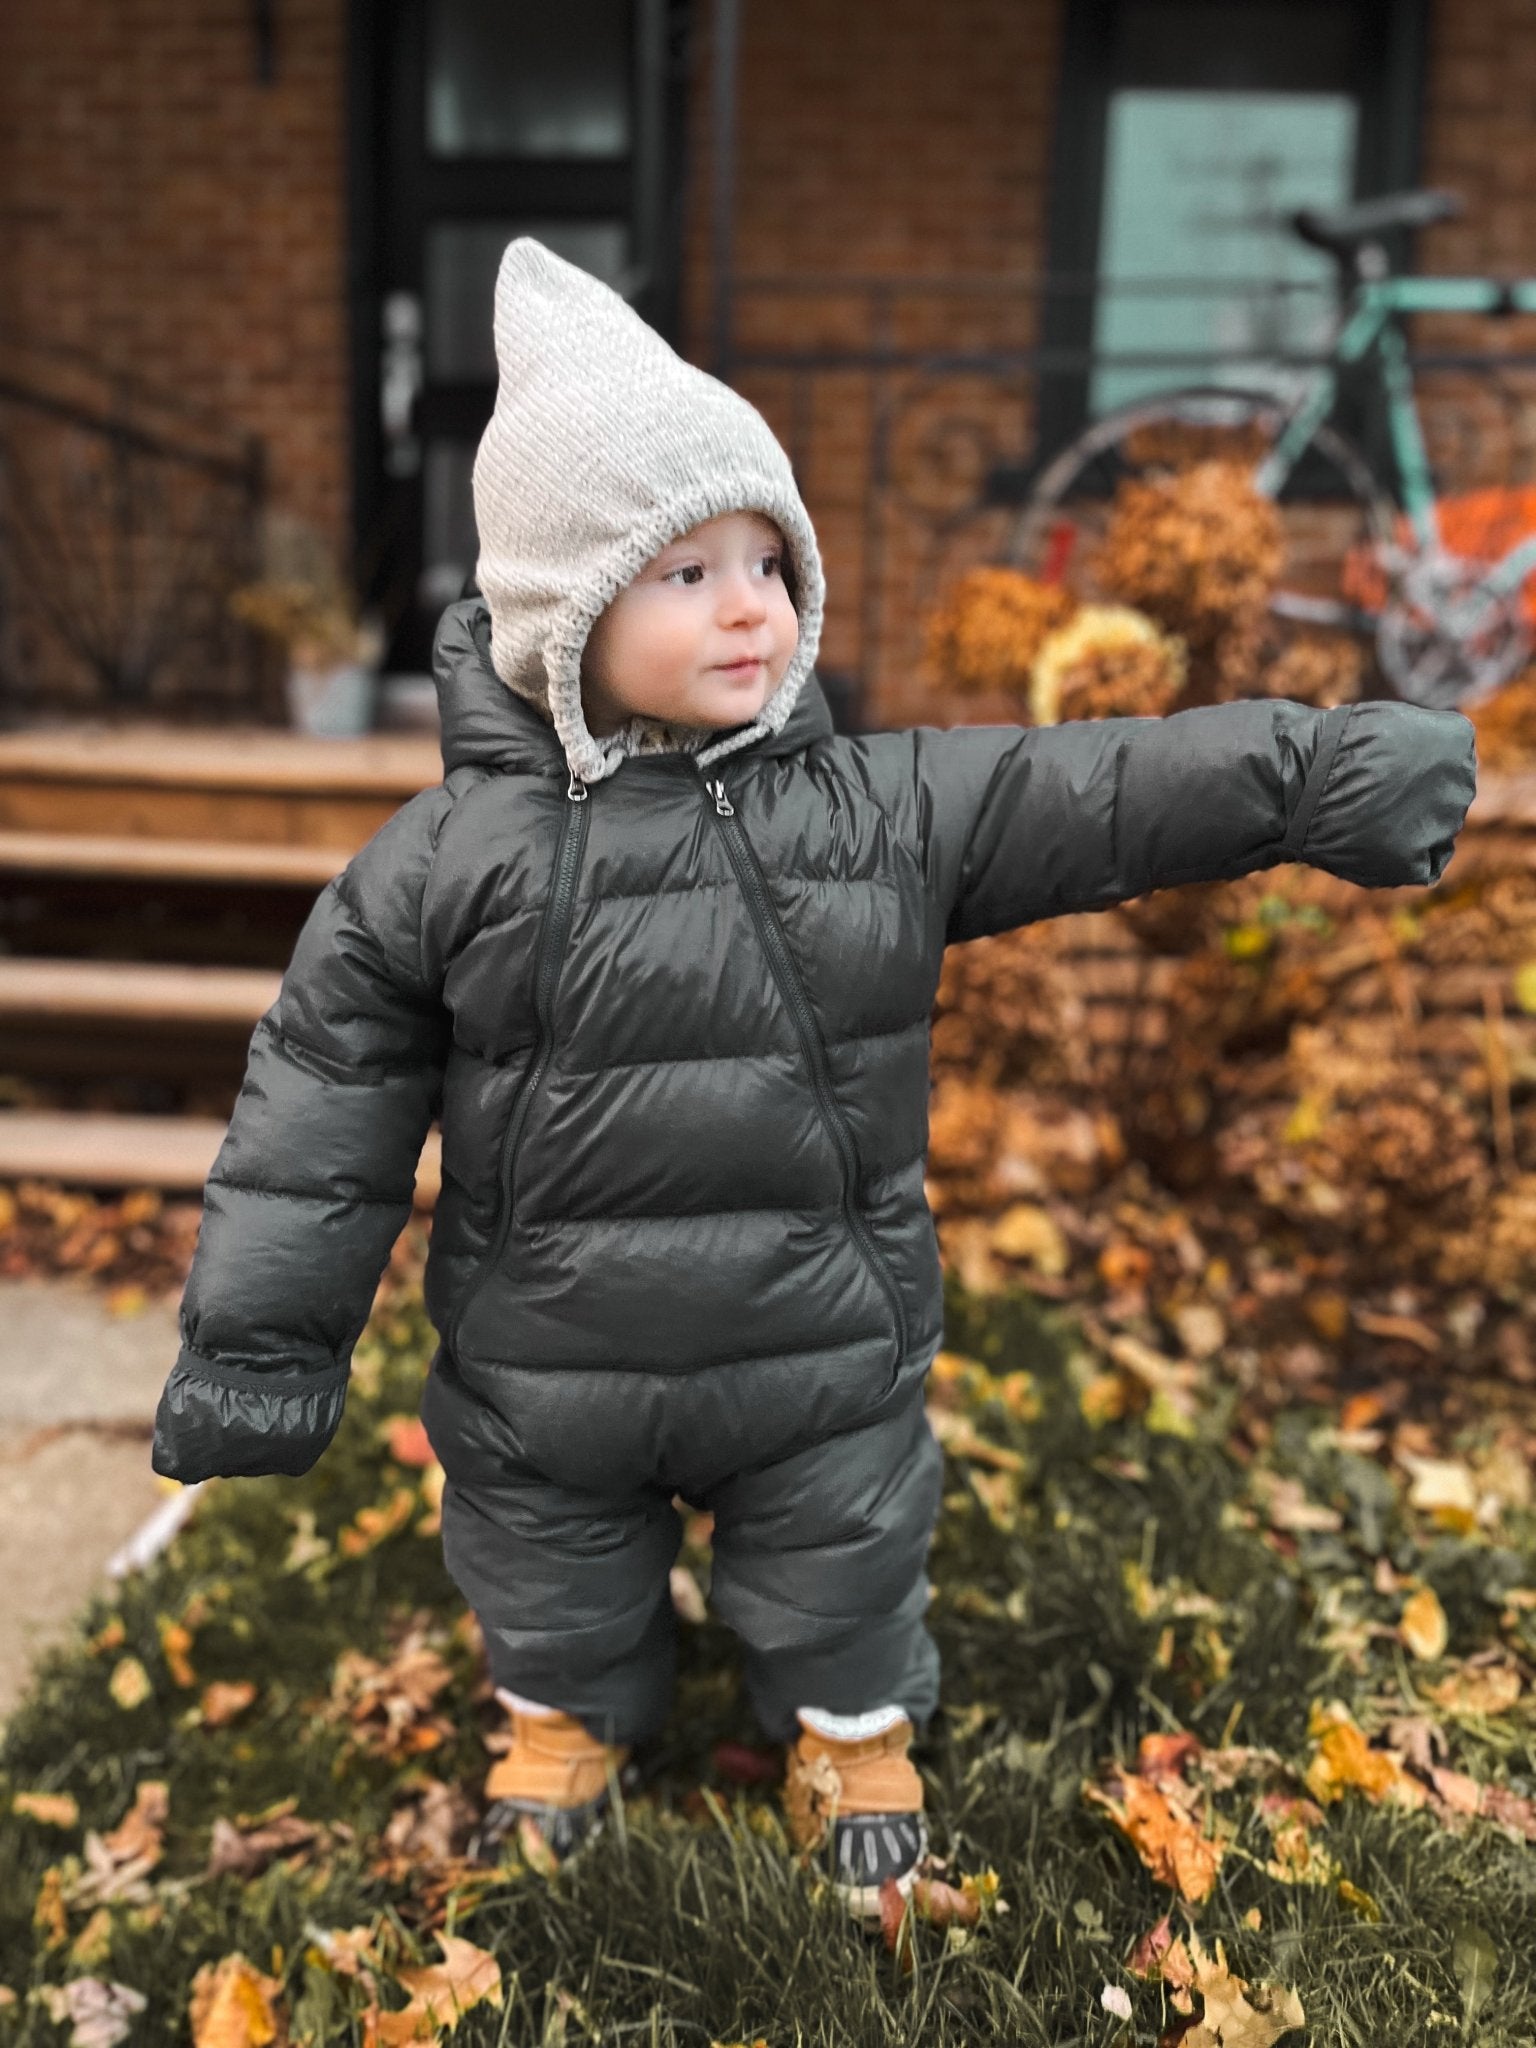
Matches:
[[0, 1276, 183, 1728]]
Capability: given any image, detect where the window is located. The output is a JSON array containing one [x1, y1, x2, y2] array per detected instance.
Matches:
[[1091, 87, 1356, 412], [1037, 0, 1427, 451]]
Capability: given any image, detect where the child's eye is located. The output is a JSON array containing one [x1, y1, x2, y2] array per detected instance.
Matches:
[[664, 553, 782, 587]]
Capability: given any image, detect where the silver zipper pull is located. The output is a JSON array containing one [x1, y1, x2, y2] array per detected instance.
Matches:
[[567, 769, 588, 802], [709, 777, 734, 817]]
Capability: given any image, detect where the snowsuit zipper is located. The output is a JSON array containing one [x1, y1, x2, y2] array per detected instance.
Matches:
[[446, 767, 592, 1359], [696, 762, 910, 1381]]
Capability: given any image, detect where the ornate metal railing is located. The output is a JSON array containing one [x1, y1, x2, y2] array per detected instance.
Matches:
[[0, 329, 268, 722], [719, 272, 1536, 730]]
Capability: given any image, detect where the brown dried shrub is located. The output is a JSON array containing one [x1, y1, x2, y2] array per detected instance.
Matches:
[[1437, 1174, 1536, 1295], [931, 927, 1093, 1092], [924, 567, 1075, 701], [1055, 638, 1183, 720], [1091, 459, 1284, 656], [1260, 631, 1366, 708], [1410, 872, 1536, 968], [1215, 1019, 1489, 1261], [1466, 665, 1536, 771]]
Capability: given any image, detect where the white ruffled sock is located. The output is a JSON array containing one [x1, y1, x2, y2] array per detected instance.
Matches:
[[494, 1685, 559, 1718], [796, 1703, 908, 1741]]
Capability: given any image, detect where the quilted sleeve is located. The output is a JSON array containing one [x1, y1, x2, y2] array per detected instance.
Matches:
[[151, 784, 455, 1483], [913, 697, 1477, 945]]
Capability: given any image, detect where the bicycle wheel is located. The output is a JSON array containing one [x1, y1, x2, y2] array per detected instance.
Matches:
[[1005, 386, 1397, 691], [1375, 548, 1530, 712]]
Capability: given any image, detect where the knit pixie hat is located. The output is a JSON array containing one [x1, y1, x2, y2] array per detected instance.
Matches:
[[471, 237, 827, 786]]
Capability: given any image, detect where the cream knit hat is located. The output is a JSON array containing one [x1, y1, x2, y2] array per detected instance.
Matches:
[[471, 237, 827, 786]]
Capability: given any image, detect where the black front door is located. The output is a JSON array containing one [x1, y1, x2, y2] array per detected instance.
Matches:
[[348, 0, 696, 675]]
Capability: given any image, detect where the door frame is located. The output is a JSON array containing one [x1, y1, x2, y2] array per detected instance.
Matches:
[[343, 0, 696, 669]]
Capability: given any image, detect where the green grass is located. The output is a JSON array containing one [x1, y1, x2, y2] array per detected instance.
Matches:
[[2, 1276, 1535, 2044]]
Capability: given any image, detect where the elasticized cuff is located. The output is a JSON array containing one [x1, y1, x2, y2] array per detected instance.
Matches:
[[151, 1348, 349, 1483]]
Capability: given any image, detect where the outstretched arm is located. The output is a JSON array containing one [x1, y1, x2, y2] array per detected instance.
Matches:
[[914, 698, 1477, 945], [151, 784, 455, 1483]]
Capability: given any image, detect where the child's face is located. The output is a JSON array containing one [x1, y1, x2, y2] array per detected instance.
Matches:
[[579, 510, 799, 738]]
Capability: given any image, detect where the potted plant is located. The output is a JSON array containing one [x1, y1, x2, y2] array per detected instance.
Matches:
[[228, 514, 385, 735]]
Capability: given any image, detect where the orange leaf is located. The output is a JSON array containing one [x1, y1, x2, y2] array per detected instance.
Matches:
[[1136, 1732, 1203, 1788], [200, 1681, 258, 1729], [188, 1952, 286, 2048], [878, 1877, 915, 1973], [1303, 1703, 1426, 1809], [1084, 1770, 1224, 1903], [1257, 1792, 1335, 1887], [1339, 1390, 1387, 1431], [911, 1876, 980, 1929], [1127, 1911, 1175, 1978], [158, 1620, 197, 1689], [88, 1617, 127, 1657], [12, 1792, 79, 1829], [382, 1417, 437, 1468], [108, 1656, 152, 1710], [1099, 1241, 1152, 1290], [33, 1867, 68, 1949], [339, 1487, 419, 1557], [1181, 1928, 1305, 2047], [1424, 1661, 1523, 1717], [374, 1931, 502, 2040], [1399, 1587, 1449, 1661], [100, 1781, 168, 1869], [1428, 1765, 1483, 1817]]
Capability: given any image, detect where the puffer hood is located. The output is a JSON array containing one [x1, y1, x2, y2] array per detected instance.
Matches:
[[471, 236, 828, 788], [432, 595, 834, 779]]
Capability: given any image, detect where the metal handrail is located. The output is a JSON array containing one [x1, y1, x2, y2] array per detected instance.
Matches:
[[0, 340, 268, 717]]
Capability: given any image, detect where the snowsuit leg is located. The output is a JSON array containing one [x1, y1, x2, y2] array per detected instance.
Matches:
[[420, 1350, 683, 1748], [699, 1386, 944, 1744]]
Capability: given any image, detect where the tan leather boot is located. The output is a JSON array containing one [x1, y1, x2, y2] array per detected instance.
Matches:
[[472, 1707, 630, 1867], [782, 1711, 927, 1919]]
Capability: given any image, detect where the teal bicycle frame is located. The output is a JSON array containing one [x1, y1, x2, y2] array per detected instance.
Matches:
[[1253, 277, 1536, 598]]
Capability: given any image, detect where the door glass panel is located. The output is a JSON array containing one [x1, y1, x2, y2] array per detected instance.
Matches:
[[422, 440, 479, 609], [427, 0, 632, 158], [426, 220, 634, 380], [1091, 88, 1356, 414]]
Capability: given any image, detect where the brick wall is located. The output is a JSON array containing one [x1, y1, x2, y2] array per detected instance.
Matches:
[[0, 0, 348, 548], [1412, 0, 1536, 495], [0, 0, 348, 709], [677, 0, 1066, 729], [0, 0, 1531, 725]]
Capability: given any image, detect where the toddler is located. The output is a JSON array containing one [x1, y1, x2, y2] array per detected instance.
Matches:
[[153, 238, 1478, 1921]]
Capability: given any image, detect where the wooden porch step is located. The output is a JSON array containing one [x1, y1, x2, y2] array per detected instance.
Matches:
[[0, 829, 347, 887], [0, 1111, 442, 1209], [0, 725, 442, 795], [0, 958, 282, 1027], [0, 723, 441, 850]]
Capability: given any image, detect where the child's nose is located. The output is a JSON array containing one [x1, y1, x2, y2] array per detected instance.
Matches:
[[719, 568, 768, 616]]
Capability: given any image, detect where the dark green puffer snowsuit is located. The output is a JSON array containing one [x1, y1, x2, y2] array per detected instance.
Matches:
[[152, 594, 1478, 1744]]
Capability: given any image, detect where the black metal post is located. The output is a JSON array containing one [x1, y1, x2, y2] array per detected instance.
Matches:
[[709, 0, 740, 379], [254, 0, 278, 86]]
